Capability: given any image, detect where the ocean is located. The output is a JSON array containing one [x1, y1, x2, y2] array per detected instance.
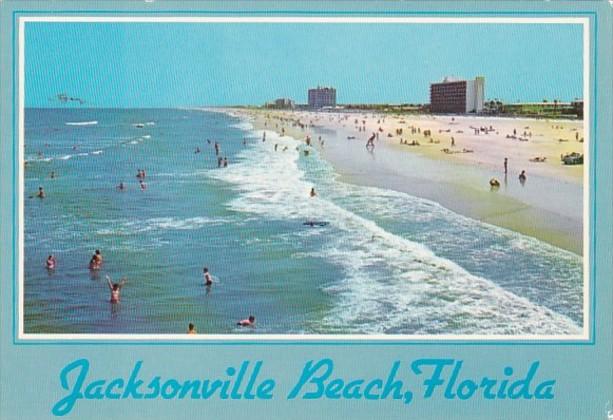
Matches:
[[23, 108, 583, 335]]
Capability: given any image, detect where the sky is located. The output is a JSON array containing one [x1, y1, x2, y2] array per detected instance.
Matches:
[[25, 22, 584, 107]]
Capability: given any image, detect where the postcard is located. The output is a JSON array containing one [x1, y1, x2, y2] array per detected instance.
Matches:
[[1, 1, 611, 419]]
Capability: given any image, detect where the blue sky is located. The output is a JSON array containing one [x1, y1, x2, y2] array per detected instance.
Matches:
[[25, 22, 583, 107]]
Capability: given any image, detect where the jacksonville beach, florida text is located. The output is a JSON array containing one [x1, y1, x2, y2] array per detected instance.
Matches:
[[52, 358, 556, 416]]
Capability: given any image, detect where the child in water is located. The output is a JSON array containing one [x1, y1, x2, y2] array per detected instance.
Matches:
[[106, 275, 127, 303], [237, 315, 255, 327], [46, 255, 56, 270], [203, 267, 213, 286]]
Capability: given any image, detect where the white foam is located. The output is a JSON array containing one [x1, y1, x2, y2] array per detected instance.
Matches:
[[230, 121, 254, 131], [207, 125, 581, 335], [96, 216, 227, 236], [65, 120, 98, 126]]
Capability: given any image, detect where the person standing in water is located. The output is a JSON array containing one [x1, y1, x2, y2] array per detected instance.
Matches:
[[188, 323, 197, 334], [203, 267, 213, 286], [519, 170, 527, 185], [504, 158, 508, 174], [106, 275, 127, 303], [46, 255, 56, 270], [214, 142, 220, 156], [36, 186, 46, 199], [310, 187, 317, 197]]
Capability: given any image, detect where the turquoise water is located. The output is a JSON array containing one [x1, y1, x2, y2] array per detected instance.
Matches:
[[24, 108, 583, 335]]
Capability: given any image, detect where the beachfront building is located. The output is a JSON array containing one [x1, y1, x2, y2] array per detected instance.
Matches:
[[308, 86, 337, 109], [430, 76, 485, 114], [265, 98, 296, 109]]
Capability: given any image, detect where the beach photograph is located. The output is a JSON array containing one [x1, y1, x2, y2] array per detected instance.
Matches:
[[22, 19, 586, 337]]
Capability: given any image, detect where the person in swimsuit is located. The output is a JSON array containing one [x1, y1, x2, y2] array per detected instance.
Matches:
[[237, 315, 255, 327], [46, 255, 56, 270], [203, 267, 213, 286], [519, 170, 527, 184], [106, 275, 127, 304], [36, 187, 46, 199], [88, 256, 99, 270], [310, 187, 317, 197], [188, 323, 197, 334], [139, 179, 147, 190], [117, 181, 125, 191], [89, 250, 103, 270]]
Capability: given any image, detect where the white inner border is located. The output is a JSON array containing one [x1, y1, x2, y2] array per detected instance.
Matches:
[[17, 16, 591, 341]]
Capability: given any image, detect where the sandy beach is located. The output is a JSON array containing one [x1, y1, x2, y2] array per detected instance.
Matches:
[[228, 108, 584, 254]]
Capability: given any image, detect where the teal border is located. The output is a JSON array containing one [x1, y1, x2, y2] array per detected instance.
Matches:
[[11, 9, 599, 346]]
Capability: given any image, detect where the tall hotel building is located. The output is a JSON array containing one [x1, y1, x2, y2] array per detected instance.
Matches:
[[430, 76, 485, 114], [308, 86, 337, 109]]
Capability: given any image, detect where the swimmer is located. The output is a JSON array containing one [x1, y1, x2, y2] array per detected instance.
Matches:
[[519, 170, 527, 183], [203, 267, 213, 286], [50, 171, 56, 179], [195, 146, 201, 154], [223, 157, 228, 168], [237, 315, 255, 327], [188, 323, 197, 334], [117, 181, 125, 191], [46, 255, 56, 270], [89, 250, 102, 270], [106, 275, 127, 304], [88, 256, 100, 270], [310, 187, 317, 197], [36, 186, 46, 199], [139, 179, 147, 190]]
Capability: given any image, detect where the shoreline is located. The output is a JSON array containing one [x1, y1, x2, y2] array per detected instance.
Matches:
[[223, 108, 583, 255]]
